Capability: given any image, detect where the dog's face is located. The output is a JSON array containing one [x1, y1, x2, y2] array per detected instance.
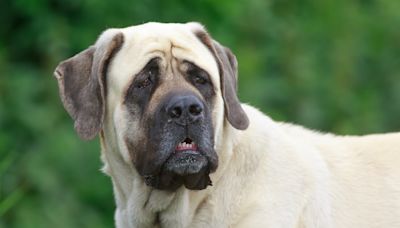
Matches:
[[54, 22, 249, 191]]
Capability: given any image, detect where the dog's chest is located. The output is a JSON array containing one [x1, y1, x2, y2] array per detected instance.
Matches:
[[142, 190, 215, 228]]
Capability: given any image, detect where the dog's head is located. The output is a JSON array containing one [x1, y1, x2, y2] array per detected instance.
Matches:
[[54, 22, 249, 191]]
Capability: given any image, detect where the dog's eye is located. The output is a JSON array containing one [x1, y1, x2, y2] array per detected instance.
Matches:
[[185, 62, 210, 87], [189, 70, 208, 85], [148, 66, 158, 78], [193, 75, 207, 85], [136, 77, 152, 89], [136, 66, 158, 89]]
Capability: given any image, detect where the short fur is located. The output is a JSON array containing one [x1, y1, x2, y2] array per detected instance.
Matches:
[[54, 22, 400, 228]]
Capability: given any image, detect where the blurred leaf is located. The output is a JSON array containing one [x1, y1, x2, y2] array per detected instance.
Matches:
[[0, 189, 24, 216]]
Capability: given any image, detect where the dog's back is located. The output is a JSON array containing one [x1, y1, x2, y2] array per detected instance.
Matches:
[[280, 123, 400, 227]]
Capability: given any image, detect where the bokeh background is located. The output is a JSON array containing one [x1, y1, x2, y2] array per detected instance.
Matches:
[[1, 0, 400, 227]]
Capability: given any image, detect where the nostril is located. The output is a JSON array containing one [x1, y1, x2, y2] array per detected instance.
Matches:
[[189, 104, 203, 116], [170, 106, 182, 118]]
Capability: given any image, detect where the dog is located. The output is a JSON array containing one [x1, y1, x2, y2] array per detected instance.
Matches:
[[54, 22, 400, 228]]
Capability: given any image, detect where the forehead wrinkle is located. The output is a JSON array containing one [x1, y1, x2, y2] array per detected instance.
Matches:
[[166, 32, 216, 71]]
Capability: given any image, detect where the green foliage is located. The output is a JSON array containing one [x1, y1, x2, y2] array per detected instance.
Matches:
[[1, 0, 399, 227]]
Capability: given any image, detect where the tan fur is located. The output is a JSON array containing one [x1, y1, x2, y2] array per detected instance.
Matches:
[[61, 22, 400, 228]]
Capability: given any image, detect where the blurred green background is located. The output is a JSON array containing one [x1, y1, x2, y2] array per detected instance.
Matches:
[[1, 0, 400, 227]]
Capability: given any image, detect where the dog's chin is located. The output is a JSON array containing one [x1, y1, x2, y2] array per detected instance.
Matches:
[[164, 150, 208, 175], [143, 151, 213, 191]]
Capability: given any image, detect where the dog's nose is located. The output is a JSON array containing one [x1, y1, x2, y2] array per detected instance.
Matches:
[[166, 95, 204, 124]]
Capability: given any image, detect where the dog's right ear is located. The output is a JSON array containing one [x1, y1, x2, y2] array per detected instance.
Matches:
[[54, 32, 124, 140], [190, 23, 249, 130]]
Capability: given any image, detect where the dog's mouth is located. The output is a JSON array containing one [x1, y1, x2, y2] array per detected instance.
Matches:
[[166, 137, 207, 176], [175, 138, 199, 153], [142, 136, 214, 191]]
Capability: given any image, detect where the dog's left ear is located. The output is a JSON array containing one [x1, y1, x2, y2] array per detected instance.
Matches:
[[192, 24, 249, 130]]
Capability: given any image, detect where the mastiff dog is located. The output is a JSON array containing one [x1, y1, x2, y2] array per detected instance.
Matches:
[[54, 22, 400, 228]]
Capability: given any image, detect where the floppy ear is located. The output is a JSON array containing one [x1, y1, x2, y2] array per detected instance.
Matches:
[[54, 32, 124, 140], [193, 27, 249, 130]]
